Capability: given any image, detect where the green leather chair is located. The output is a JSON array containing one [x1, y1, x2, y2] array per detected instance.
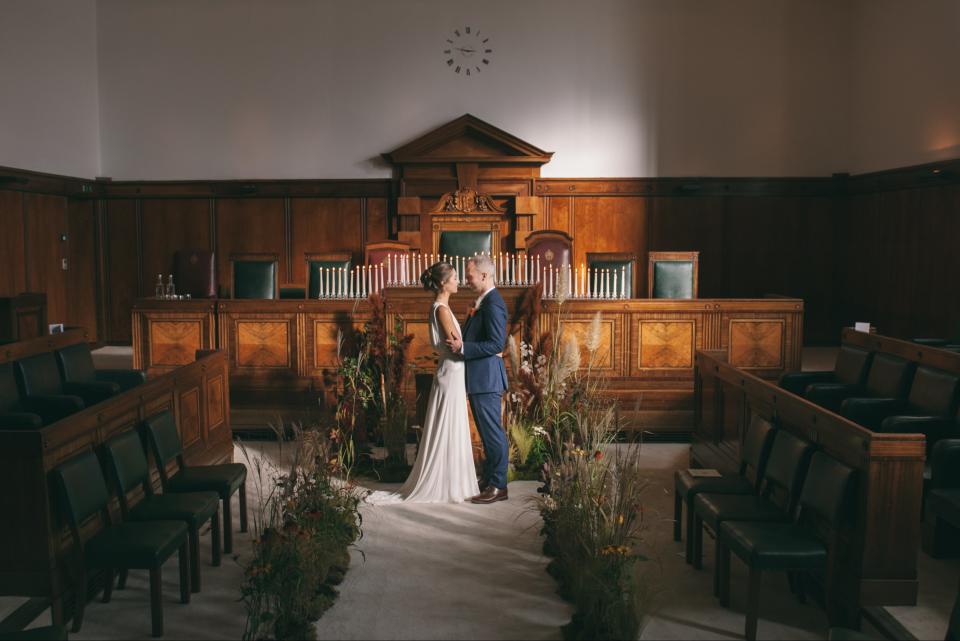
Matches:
[[587, 252, 637, 298], [141, 410, 247, 554], [675, 413, 776, 564], [230, 253, 278, 299], [103, 430, 221, 594], [648, 251, 699, 299], [52, 449, 190, 637], [717, 451, 855, 641], [306, 252, 352, 298], [438, 231, 493, 260], [692, 429, 814, 586]]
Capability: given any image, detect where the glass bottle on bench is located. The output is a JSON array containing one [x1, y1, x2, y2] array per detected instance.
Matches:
[[165, 274, 176, 299], [155, 273, 164, 299]]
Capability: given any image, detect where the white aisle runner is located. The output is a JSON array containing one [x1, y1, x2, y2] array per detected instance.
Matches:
[[315, 480, 572, 640]]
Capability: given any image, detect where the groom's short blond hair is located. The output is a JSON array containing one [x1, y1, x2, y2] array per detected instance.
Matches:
[[467, 255, 496, 283]]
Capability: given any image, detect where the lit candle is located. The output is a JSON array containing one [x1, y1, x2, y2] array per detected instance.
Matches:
[[612, 272, 618, 300], [621, 266, 627, 298], [385, 254, 391, 285], [536, 255, 541, 282]]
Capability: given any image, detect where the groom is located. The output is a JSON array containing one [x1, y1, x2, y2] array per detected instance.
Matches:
[[447, 255, 509, 504]]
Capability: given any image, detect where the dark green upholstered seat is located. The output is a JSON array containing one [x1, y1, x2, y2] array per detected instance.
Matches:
[[104, 429, 221, 593], [0, 361, 42, 428], [52, 449, 190, 637], [56, 342, 145, 393], [674, 413, 776, 564], [13, 353, 85, 425], [233, 261, 277, 299], [779, 345, 872, 398], [439, 231, 492, 258], [805, 353, 914, 415], [0, 625, 68, 640], [717, 451, 855, 641], [307, 257, 352, 299], [691, 429, 814, 574], [141, 410, 247, 555], [652, 261, 695, 298], [589, 260, 633, 297]]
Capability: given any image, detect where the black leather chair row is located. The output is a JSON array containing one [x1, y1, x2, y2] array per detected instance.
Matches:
[[50, 410, 246, 637], [780, 346, 960, 443], [0, 343, 145, 428]]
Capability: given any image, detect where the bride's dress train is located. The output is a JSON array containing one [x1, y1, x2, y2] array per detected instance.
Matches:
[[366, 302, 480, 504]]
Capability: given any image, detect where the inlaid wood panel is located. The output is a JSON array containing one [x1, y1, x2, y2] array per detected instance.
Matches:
[[140, 199, 211, 292], [148, 320, 202, 367], [0, 191, 25, 296], [638, 320, 695, 369], [558, 317, 616, 370], [207, 374, 225, 431], [308, 317, 365, 370], [216, 198, 286, 292], [236, 321, 290, 368], [290, 198, 363, 285], [728, 319, 785, 369], [179, 387, 201, 448], [104, 200, 140, 343], [23, 193, 69, 326]]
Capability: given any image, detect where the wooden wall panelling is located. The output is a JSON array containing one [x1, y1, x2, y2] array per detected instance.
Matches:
[[648, 197, 724, 298], [365, 197, 389, 245], [289, 198, 364, 286], [571, 196, 649, 278], [23, 193, 69, 327], [844, 184, 960, 340], [66, 199, 99, 340], [545, 196, 573, 236], [215, 198, 286, 293], [721, 196, 838, 344], [140, 198, 212, 295], [0, 190, 26, 296], [103, 200, 140, 343]]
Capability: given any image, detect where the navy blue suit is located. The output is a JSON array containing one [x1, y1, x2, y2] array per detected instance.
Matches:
[[462, 287, 509, 489]]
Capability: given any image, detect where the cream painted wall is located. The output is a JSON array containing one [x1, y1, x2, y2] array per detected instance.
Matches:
[[95, 0, 853, 180], [0, 0, 100, 178], [850, 0, 960, 173]]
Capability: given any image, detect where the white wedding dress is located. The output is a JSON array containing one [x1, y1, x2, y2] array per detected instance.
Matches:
[[366, 302, 480, 504]]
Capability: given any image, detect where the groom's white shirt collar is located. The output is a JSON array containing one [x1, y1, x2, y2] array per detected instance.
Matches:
[[474, 286, 495, 309]]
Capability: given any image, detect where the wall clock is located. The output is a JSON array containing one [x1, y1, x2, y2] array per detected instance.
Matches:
[[443, 26, 492, 76]]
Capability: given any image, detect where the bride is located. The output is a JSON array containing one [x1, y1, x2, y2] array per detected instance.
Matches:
[[366, 262, 480, 504]]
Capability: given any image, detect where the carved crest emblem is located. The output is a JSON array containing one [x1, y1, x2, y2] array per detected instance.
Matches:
[[431, 188, 505, 214]]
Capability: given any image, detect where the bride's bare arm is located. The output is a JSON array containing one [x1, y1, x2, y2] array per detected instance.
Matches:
[[435, 306, 461, 343]]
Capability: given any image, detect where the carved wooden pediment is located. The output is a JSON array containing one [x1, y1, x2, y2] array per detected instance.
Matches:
[[383, 114, 553, 165], [430, 188, 505, 214]]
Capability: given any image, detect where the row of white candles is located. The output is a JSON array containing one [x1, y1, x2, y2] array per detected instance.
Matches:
[[377, 252, 540, 287], [312, 255, 628, 299]]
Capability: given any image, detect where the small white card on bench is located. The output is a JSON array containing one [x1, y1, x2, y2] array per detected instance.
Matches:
[[854, 322, 871, 333], [687, 468, 722, 478]]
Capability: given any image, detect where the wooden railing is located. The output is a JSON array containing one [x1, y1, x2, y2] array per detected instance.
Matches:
[[693, 349, 924, 618]]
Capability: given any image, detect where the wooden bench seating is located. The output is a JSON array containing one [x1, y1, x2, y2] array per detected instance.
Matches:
[[0, 347, 232, 628], [694, 348, 925, 624]]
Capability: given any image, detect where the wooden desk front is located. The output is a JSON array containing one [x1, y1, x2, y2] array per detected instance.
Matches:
[[132, 291, 803, 433]]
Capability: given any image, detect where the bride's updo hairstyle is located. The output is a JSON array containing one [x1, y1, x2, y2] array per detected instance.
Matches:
[[420, 261, 455, 293]]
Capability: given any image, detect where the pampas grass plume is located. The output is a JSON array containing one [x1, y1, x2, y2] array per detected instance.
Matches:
[[586, 311, 602, 354]]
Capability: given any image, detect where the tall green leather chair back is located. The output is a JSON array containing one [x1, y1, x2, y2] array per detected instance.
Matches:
[[439, 231, 492, 259], [587, 257, 635, 298], [797, 452, 854, 527], [648, 251, 699, 299], [232, 259, 277, 299], [307, 257, 352, 299]]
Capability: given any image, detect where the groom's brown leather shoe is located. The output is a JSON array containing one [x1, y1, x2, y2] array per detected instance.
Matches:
[[478, 478, 490, 492], [470, 486, 508, 504]]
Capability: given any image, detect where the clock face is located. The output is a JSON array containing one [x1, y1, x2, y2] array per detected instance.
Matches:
[[443, 26, 491, 76]]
